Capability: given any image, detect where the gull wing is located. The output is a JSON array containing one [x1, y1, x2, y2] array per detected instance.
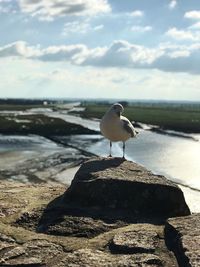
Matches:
[[121, 118, 137, 137]]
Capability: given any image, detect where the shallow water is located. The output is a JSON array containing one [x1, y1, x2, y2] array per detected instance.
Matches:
[[0, 134, 60, 151], [64, 132, 200, 213], [126, 130, 200, 191], [0, 134, 65, 169], [43, 109, 200, 191], [45, 111, 100, 131], [65, 130, 200, 191], [1, 109, 200, 212]]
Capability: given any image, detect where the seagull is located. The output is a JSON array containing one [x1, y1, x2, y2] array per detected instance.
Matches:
[[100, 103, 138, 158]]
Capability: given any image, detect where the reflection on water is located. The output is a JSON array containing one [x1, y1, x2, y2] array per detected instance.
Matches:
[[65, 132, 200, 212], [125, 130, 200, 190], [46, 111, 100, 131], [66, 130, 200, 191]]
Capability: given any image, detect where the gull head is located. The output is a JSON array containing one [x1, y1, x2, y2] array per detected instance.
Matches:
[[110, 103, 124, 117]]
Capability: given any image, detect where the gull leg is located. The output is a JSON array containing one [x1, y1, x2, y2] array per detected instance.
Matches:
[[122, 142, 125, 159], [109, 141, 112, 157]]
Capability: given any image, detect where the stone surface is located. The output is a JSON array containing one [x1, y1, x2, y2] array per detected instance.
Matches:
[[64, 157, 190, 219], [36, 157, 190, 238], [0, 179, 178, 266], [38, 214, 126, 237], [0, 240, 63, 266], [58, 249, 163, 267], [0, 157, 198, 267], [165, 213, 200, 267], [111, 229, 159, 254]]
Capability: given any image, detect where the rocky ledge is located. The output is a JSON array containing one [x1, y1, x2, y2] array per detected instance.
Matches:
[[0, 157, 199, 267]]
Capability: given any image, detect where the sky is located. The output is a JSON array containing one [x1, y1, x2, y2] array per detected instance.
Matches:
[[0, 0, 200, 100]]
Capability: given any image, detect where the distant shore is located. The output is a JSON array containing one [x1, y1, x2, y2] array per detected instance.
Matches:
[[0, 109, 97, 136], [1, 100, 200, 133], [70, 102, 200, 133]]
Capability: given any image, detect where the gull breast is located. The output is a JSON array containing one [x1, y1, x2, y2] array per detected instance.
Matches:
[[100, 115, 131, 142]]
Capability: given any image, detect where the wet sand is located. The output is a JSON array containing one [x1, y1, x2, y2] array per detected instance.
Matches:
[[0, 134, 91, 184]]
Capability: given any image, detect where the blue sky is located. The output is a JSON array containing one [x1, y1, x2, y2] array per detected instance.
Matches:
[[0, 0, 200, 100]]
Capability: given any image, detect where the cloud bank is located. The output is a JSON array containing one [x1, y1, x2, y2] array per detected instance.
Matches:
[[166, 27, 200, 41], [1, 40, 200, 74], [18, 0, 111, 20]]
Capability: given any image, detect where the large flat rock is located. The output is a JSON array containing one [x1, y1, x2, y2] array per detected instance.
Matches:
[[64, 157, 190, 219], [165, 213, 200, 267]]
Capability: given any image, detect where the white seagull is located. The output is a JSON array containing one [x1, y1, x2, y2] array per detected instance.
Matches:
[[100, 103, 138, 158]]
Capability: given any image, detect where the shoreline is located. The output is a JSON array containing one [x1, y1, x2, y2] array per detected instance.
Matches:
[[1, 129, 199, 189], [1, 135, 199, 214], [0, 106, 200, 214]]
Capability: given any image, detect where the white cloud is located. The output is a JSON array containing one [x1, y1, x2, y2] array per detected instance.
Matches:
[[169, 50, 190, 58], [166, 27, 200, 41], [38, 44, 89, 64], [94, 24, 104, 31], [1, 40, 200, 74], [184, 10, 200, 32], [184, 10, 200, 20], [131, 25, 152, 33], [0, 41, 40, 58], [169, 0, 177, 10], [62, 20, 91, 35], [0, 41, 88, 64], [62, 20, 104, 35], [130, 10, 144, 18], [189, 22, 200, 30], [82, 40, 161, 67], [18, 0, 111, 21], [1, 52, 200, 100]]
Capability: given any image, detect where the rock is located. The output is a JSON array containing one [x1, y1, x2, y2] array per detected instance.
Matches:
[[37, 157, 190, 239], [39, 214, 125, 237], [0, 238, 64, 267], [0, 233, 15, 243], [110, 229, 159, 254], [0, 257, 45, 267], [64, 157, 190, 219], [0, 158, 196, 267], [165, 213, 200, 267], [58, 248, 163, 267]]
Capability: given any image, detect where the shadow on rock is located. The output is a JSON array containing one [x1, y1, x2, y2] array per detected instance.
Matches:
[[34, 157, 190, 238], [37, 158, 128, 238]]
